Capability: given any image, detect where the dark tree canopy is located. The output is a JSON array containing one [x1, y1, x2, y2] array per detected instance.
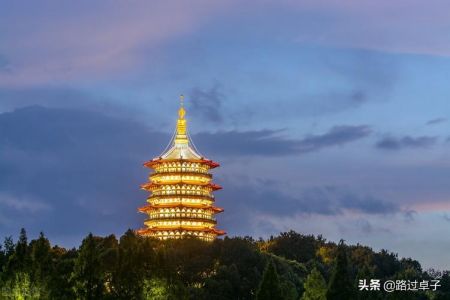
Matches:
[[327, 240, 355, 300], [0, 230, 446, 300], [256, 260, 283, 300]]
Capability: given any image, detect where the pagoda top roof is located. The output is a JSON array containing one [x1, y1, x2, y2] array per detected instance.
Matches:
[[160, 144, 201, 160], [152, 95, 215, 163]]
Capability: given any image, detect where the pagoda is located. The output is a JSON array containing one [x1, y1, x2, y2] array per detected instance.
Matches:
[[137, 96, 225, 241]]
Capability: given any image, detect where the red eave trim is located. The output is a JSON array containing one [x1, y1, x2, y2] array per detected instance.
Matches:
[[211, 206, 224, 213], [210, 183, 222, 191], [141, 182, 157, 190], [136, 227, 226, 236], [136, 228, 152, 235], [211, 228, 226, 235]]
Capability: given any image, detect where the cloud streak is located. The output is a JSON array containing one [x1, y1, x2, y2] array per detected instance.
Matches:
[[0, 1, 231, 86], [189, 83, 224, 124], [0, 106, 166, 237], [0, 106, 373, 239], [218, 179, 400, 235], [196, 125, 371, 156], [426, 118, 447, 126], [376, 135, 437, 150]]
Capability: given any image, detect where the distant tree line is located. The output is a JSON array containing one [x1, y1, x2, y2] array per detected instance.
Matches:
[[0, 229, 449, 299]]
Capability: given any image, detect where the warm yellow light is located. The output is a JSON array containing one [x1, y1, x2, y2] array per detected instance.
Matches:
[[137, 97, 224, 241]]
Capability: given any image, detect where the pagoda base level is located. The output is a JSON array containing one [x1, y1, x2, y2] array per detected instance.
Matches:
[[137, 228, 225, 242]]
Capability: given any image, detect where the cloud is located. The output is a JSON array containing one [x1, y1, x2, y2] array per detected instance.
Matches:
[[218, 179, 400, 235], [0, 1, 231, 86], [353, 219, 374, 234], [0, 55, 11, 72], [195, 125, 371, 156], [0, 193, 51, 214], [298, 125, 371, 152], [0, 105, 167, 239], [444, 214, 450, 223], [189, 83, 224, 123], [426, 118, 447, 125], [0, 105, 373, 242], [285, 1, 450, 57], [4, 1, 450, 88], [0, 87, 102, 113], [403, 210, 417, 222], [376, 135, 437, 150], [320, 48, 398, 110]]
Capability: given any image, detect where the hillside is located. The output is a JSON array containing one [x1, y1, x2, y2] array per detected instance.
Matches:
[[0, 229, 448, 299]]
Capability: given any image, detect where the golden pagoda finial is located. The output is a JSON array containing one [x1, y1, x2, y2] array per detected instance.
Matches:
[[178, 94, 186, 119], [175, 95, 188, 145]]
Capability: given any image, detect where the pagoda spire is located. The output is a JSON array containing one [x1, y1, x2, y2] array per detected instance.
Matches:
[[174, 94, 188, 146]]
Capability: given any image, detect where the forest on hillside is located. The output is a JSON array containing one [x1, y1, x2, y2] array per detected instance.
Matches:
[[0, 229, 449, 300]]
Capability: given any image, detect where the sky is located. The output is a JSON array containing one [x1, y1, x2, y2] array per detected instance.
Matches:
[[0, 0, 449, 269]]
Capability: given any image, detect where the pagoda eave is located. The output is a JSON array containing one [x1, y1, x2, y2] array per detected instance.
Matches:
[[211, 206, 224, 213], [137, 227, 226, 236], [144, 158, 220, 169]]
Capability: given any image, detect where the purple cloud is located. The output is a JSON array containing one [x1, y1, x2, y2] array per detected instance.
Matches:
[[376, 136, 437, 150]]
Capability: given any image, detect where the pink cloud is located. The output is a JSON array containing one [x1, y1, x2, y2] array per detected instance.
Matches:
[[0, 1, 232, 86], [410, 200, 450, 212], [2, 0, 450, 87], [285, 0, 450, 56]]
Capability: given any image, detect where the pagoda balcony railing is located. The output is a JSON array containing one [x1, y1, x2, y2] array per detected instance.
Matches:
[[153, 190, 211, 197], [149, 199, 214, 206], [151, 171, 212, 178], [148, 194, 215, 200], [145, 217, 217, 225], [149, 213, 215, 220], [150, 172, 212, 184]]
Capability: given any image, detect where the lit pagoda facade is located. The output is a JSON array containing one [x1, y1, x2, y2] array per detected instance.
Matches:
[[137, 96, 225, 241]]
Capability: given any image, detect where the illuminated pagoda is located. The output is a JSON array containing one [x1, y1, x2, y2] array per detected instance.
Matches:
[[137, 96, 225, 241]]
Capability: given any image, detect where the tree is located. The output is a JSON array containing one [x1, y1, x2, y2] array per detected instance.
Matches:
[[0, 230, 439, 300], [203, 264, 241, 300], [3, 236, 15, 258], [14, 228, 30, 272], [301, 267, 327, 300], [71, 233, 115, 299], [110, 229, 151, 299], [373, 249, 400, 278], [29, 232, 52, 297], [4, 228, 30, 281], [30, 232, 51, 279], [215, 236, 267, 299], [434, 270, 450, 300], [326, 240, 355, 300], [256, 260, 283, 300], [266, 231, 320, 263]]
